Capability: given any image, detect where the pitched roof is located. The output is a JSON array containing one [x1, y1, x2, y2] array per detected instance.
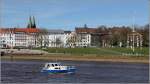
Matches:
[[48, 29, 64, 34], [0, 28, 14, 33], [64, 31, 71, 33], [75, 28, 98, 34], [0, 28, 40, 33], [14, 28, 40, 33]]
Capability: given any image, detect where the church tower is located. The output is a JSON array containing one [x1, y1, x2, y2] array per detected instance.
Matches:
[[27, 16, 36, 28], [32, 16, 36, 28]]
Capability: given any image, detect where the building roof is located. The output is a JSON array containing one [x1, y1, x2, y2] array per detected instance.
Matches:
[[75, 27, 98, 34], [128, 31, 142, 36], [0, 28, 14, 33], [64, 31, 71, 33], [48, 29, 64, 34], [0, 28, 40, 34], [75, 27, 111, 36], [14, 28, 40, 33]]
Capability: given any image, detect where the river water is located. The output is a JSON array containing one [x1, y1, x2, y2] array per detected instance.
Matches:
[[1, 60, 149, 83]]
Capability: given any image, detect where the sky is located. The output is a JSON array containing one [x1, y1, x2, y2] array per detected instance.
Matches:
[[0, 0, 149, 30]]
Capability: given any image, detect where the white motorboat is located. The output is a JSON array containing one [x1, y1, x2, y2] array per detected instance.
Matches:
[[41, 62, 76, 74]]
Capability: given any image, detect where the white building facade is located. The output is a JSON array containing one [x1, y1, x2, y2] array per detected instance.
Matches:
[[0, 29, 15, 48], [76, 33, 91, 47], [47, 30, 72, 48], [0, 28, 93, 48], [0, 28, 39, 48], [14, 32, 28, 47]]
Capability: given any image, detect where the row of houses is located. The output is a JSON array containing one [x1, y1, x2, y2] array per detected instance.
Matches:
[[0, 16, 110, 48], [0, 28, 69, 48], [0, 26, 111, 48], [0, 27, 143, 49], [1, 17, 142, 49], [0, 28, 38, 48]]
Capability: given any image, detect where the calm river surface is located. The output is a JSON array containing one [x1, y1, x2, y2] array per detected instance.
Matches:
[[1, 60, 149, 83]]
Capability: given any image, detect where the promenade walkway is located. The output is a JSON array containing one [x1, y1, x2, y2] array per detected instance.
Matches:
[[0, 49, 49, 55]]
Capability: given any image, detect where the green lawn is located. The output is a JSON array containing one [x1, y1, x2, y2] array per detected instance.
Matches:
[[35, 47, 149, 56], [103, 47, 149, 55]]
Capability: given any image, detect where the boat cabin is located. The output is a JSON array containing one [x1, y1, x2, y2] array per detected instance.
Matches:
[[44, 63, 61, 68], [43, 62, 68, 70]]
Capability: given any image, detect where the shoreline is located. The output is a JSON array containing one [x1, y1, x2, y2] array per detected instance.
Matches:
[[1, 55, 149, 64]]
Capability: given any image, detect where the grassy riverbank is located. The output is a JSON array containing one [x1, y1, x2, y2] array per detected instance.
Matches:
[[35, 47, 149, 56], [1, 47, 149, 63], [1, 54, 149, 63]]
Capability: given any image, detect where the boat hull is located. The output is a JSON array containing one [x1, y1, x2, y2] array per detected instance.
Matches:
[[41, 68, 76, 74]]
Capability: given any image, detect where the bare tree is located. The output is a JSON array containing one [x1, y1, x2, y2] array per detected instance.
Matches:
[[55, 37, 62, 47], [66, 32, 78, 48], [35, 29, 49, 48]]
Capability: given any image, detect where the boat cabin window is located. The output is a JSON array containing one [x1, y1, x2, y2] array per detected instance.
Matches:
[[52, 64, 54, 67], [55, 64, 58, 66], [45, 63, 60, 67], [47, 64, 50, 68]]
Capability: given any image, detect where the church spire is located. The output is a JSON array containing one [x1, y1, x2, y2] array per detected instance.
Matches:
[[27, 16, 32, 28], [84, 24, 87, 28], [27, 16, 36, 28], [32, 16, 36, 28]]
